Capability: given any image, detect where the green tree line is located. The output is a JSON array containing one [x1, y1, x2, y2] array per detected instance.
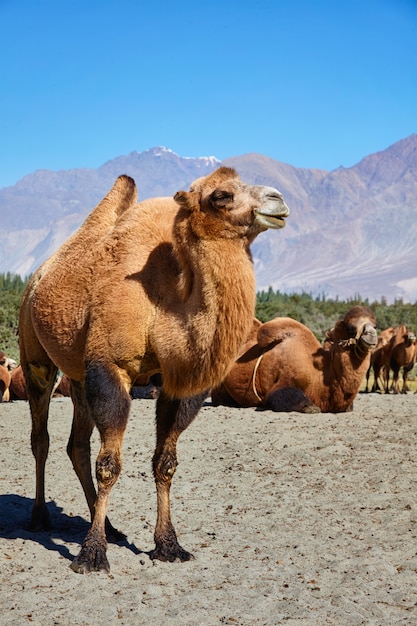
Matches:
[[256, 288, 417, 341], [0, 273, 29, 361], [1, 274, 417, 363]]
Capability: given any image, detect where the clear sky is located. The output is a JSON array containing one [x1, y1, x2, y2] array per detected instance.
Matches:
[[1, 0, 416, 189]]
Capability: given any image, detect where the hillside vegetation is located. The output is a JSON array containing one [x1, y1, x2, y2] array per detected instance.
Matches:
[[1, 274, 416, 366]]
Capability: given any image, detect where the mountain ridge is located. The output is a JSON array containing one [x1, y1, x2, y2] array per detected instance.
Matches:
[[1, 135, 416, 302]]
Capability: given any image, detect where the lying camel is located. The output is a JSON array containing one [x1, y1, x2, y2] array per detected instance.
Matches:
[[0, 350, 17, 372], [383, 325, 416, 393], [18, 167, 289, 574], [0, 365, 11, 401], [211, 306, 377, 413], [0, 351, 17, 401], [9, 365, 27, 400]]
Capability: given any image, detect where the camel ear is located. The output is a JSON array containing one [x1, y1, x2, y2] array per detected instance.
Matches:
[[174, 190, 200, 210], [325, 328, 334, 342], [209, 189, 234, 208]]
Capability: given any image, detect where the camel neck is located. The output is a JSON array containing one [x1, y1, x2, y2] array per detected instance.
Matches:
[[157, 234, 256, 399]]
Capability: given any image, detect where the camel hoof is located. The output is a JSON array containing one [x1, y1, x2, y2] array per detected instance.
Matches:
[[149, 544, 195, 563], [70, 533, 110, 574], [70, 555, 110, 575]]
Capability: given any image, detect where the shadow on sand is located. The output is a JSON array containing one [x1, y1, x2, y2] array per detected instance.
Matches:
[[0, 494, 144, 563]]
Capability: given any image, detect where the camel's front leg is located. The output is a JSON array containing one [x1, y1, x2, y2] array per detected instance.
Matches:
[[70, 363, 131, 574], [150, 390, 208, 562]]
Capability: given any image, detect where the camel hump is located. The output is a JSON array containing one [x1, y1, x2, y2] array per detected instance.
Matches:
[[84, 175, 138, 231], [257, 317, 300, 348]]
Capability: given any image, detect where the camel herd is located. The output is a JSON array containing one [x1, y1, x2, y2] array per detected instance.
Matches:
[[2, 168, 416, 574]]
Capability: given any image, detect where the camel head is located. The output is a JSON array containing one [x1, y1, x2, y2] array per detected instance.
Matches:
[[326, 306, 378, 354], [173, 167, 290, 243], [404, 329, 416, 347]]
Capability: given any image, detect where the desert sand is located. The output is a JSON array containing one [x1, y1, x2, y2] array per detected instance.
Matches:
[[1, 392, 416, 625]]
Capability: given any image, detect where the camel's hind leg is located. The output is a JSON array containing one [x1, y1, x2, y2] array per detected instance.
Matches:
[[150, 389, 208, 562], [22, 356, 59, 531], [70, 362, 131, 574]]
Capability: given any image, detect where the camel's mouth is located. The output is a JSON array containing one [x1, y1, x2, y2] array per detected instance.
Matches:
[[255, 213, 288, 230], [359, 327, 378, 350]]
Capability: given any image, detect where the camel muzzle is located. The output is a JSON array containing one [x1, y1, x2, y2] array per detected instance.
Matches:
[[358, 325, 378, 350]]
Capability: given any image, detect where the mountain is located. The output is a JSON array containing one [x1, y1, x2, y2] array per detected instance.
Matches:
[[1, 137, 417, 302]]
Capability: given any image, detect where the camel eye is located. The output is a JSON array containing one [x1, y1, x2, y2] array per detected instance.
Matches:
[[209, 189, 234, 206]]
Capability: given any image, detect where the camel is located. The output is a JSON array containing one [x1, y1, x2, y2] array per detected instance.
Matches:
[[0, 351, 17, 401], [18, 167, 289, 574], [0, 350, 17, 372], [383, 325, 416, 393], [9, 365, 27, 400], [0, 365, 11, 401], [364, 327, 396, 393], [211, 306, 378, 413]]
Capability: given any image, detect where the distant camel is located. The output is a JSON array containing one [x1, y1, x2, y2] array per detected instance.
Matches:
[[0, 350, 17, 372], [383, 325, 416, 393], [18, 168, 289, 574], [0, 365, 11, 401], [364, 327, 396, 393], [0, 351, 17, 401], [212, 306, 377, 413], [9, 365, 27, 400]]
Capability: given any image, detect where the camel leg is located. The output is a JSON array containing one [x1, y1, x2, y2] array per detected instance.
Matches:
[[24, 360, 59, 531], [70, 363, 131, 574], [371, 364, 381, 392], [384, 365, 390, 394], [402, 364, 413, 394], [150, 389, 208, 562], [364, 366, 370, 393], [67, 379, 125, 541], [391, 365, 400, 394]]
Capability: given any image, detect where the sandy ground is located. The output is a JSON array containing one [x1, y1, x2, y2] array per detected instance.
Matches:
[[1, 393, 417, 626]]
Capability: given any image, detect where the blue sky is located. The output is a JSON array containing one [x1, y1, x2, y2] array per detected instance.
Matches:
[[1, 0, 416, 188]]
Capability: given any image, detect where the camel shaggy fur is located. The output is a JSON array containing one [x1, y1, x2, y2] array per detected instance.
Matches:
[[18, 167, 289, 574], [211, 306, 377, 413]]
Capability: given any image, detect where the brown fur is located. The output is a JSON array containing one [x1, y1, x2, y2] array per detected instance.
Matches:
[[18, 168, 289, 573], [9, 365, 27, 400], [212, 306, 377, 413]]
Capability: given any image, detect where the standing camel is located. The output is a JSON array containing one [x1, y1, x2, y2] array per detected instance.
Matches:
[[383, 326, 416, 393], [212, 306, 378, 413], [18, 167, 289, 574], [364, 327, 396, 393]]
